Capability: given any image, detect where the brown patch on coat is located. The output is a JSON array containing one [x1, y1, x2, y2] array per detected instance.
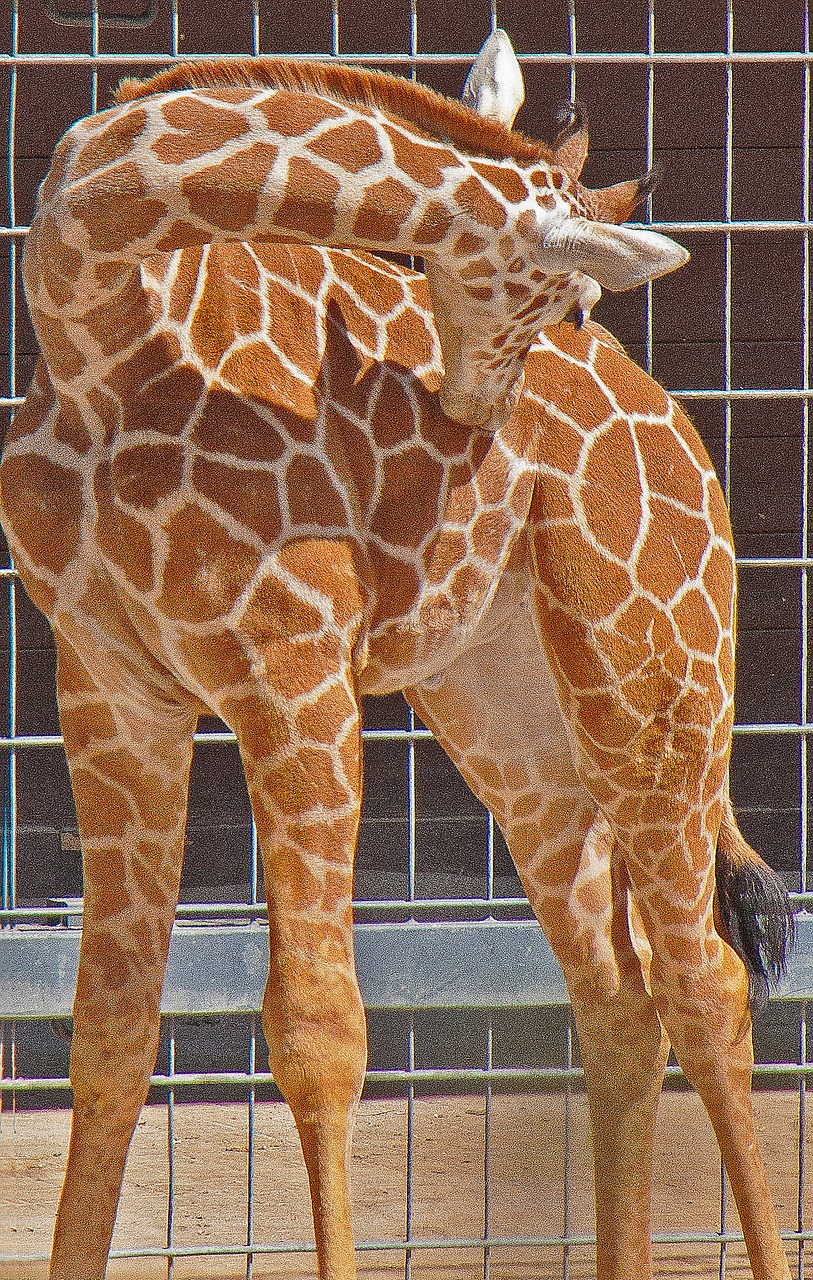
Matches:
[[111, 442, 185, 510], [308, 119, 384, 173], [154, 94, 249, 163], [182, 143, 280, 231], [352, 176, 417, 245], [69, 162, 167, 252], [273, 155, 340, 241], [159, 503, 262, 622]]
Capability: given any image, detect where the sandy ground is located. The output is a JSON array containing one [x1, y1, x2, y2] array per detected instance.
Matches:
[[0, 1090, 806, 1280]]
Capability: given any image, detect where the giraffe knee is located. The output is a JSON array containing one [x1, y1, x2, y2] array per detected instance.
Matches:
[[68, 1016, 161, 1118], [261, 964, 367, 1117], [546, 920, 624, 1004], [649, 938, 754, 1076]]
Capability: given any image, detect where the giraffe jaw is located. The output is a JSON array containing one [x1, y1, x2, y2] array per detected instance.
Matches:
[[446, 371, 526, 434], [437, 360, 525, 431]]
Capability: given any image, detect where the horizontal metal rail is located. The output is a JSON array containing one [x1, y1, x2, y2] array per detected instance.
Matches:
[[3, 1057, 810, 1096], [2, 915, 812, 1019], [5, 386, 813, 411], [0, 716, 808, 757], [0, 897, 532, 923], [4, 49, 813, 69], [8, 220, 813, 240], [6, 1225, 813, 1271]]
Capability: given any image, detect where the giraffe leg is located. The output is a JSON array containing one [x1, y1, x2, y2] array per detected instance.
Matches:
[[525, 469, 791, 1280], [542, 630, 792, 1278], [226, 659, 366, 1280], [618, 827, 791, 1280], [556, 832, 670, 1280], [406, 580, 669, 1280], [48, 632, 197, 1280]]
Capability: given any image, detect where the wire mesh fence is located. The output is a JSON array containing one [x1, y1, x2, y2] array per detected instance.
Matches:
[[1, 0, 813, 1276]]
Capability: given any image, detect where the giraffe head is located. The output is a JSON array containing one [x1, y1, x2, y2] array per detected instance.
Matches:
[[431, 31, 687, 427]]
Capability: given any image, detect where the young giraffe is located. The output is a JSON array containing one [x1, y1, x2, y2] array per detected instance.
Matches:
[[0, 35, 792, 1280]]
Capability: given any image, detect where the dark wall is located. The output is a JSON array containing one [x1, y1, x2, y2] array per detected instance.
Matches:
[[0, 0, 808, 908]]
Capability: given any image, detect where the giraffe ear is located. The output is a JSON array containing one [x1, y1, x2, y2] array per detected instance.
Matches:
[[588, 166, 661, 225], [461, 29, 525, 128], [541, 217, 689, 290], [552, 102, 589, 180]]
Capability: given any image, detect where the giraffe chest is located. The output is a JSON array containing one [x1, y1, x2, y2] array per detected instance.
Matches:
[[106, 412, 535, 697], [357, 492, 535, 694]]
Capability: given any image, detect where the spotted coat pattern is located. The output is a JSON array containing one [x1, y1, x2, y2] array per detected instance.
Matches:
[[0, 57, 789, 1280], [22, 57, 669, 429]]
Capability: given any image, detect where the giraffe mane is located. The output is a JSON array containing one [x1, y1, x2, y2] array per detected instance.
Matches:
[[114, 58, 554, 167]]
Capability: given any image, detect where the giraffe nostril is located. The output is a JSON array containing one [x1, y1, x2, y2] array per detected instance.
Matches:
[[564, 305, 585, 329]]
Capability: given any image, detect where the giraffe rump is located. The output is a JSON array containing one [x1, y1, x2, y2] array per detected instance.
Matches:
[[715, 803, 795, 1011]]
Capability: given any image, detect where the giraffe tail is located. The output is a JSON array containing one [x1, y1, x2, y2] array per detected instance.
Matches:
[[714, 798, 795, 1010]]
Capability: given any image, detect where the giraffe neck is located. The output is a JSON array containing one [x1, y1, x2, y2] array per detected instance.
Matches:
[[20, 63, 591, 430], [24, 60, 689, 427]]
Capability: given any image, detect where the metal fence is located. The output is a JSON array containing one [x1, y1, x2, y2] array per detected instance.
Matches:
[[2, 0, 813, 1276]]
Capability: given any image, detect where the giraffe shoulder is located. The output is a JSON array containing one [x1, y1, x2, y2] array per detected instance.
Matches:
[[581, 319, 629, 357]]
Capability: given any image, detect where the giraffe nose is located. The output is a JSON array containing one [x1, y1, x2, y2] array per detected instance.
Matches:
[[564, 275, 601, 329], [564, 305, 586, 329]]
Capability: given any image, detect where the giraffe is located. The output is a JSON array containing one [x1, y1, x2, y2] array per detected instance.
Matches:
[[0, 35, 793, 1280]]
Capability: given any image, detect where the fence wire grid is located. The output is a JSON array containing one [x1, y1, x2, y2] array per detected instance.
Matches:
[[1, 0, 813, 1277]]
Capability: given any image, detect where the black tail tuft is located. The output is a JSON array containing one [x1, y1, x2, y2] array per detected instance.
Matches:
[[715, 849, 795, 1013]]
